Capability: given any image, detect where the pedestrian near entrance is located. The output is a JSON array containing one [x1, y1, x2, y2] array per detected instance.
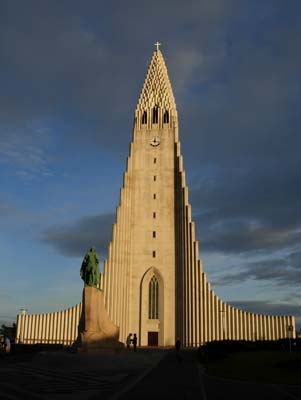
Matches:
[[126, 333, 132, 349], [4, 337, 11, 354], [132, 333, 137, 352], [175, 338, 181, 362]]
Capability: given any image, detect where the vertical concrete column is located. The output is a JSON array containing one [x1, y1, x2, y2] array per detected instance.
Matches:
[[36, 314, 40, 344], [265, 315, 269, 340], [126, 168, 133, 340], [32, 315, 36, 344], [219, 299, 223, 341], [186, 204, 192, 346], [233, 309, 238, 340], [110, 223, 117, 322], [257, 314, 262, 340], [255, 314, 259, 340], [229, 307, 234, 340], [26, 315, 31, 344], [24, 315, 30, 344], [270, 316, 274, 340], [120, 184, 127, 342], [25, 315, 29, 344], [194, 256, 200, 346], [18, 314, 24, 343], [53, 312, 58, 344], [16, 315, 21, 343], [268, 315, 272, 340], [113, 208, 120, 325], [282, 316, 286, 339], [226, 304, 231, 340], [210, 290, 215, 341], [289, 315, 296, 339], [250, 313, 254, 341], [117, 203, 124, 328], [214, 296, 218, 341], [247, 313, 251, 341], [37, 314, 42, 343], [70, 306, 75, 343], [203, 273, 208, 343], [277, 316, 282, 339], [107, 242, 113, 315], [63, 309, 68, 345], [182, 190, 188, 346], [40, 314, 45, 344], [66, 309, 71, 345], [207, 282, 211, 342], [239, 310, 243, 339], [262, 315, 267, 340], [46, 313, 51, 344], [275, 316, 279, 340], [56, 312, 61, 344], [190, 222, 195, 346], [273, 316, 278, 340], [242, 312, 247, 340]]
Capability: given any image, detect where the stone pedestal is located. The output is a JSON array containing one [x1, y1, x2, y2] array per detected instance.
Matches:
[[75, 286, 123, 352]]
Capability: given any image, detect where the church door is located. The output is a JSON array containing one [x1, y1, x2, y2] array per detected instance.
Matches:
[[148, 331, 158, 346]]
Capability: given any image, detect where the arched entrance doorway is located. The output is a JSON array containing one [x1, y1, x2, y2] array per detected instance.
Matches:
[[139, 267, 164, 346]]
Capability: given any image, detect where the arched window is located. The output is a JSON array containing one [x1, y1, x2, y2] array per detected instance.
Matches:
[[142, 111, 147, 124], [152, 106, 158, 124], [163, 110, 169, 124], [149, 275, 159, 319]]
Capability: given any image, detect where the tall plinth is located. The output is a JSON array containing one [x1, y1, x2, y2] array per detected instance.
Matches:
[[76, 285, 123, 352]]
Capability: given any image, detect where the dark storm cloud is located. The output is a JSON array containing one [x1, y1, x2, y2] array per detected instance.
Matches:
[[214, 252, 301, 286], [41, 213, 114, 257], [191, 162, 301, 254], [0, 0, 240, 147]]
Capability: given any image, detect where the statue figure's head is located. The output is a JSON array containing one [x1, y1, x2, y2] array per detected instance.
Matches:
[[90, 246, 96, 252]]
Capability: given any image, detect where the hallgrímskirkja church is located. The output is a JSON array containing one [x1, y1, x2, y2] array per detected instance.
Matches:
[[16, 45, 295, 347]]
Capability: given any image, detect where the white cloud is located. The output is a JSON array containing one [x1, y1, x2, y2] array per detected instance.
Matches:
[[0, 124, 53, 179]]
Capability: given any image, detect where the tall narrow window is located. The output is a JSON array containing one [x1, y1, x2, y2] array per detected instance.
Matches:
[[149, 275, 159, 319], [153, 212, 156, 218], [152, 106, 158, 123], [153, 231, 156, 238], [154, 158, 157, 164], [142, 111, 147, 124], [153, 175, 156, 181], [153, 193, 156, 199], [152, 251, 156, 258], [163, 110, 169, 124]]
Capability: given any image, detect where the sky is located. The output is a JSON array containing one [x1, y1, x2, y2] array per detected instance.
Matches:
[[0, 0, 300, 330]]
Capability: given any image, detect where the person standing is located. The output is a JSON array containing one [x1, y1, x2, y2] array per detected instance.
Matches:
[[126, 333, 132, 349], [175, 338, 181, 362], [4, 337, 11, 354], [132, 333, 137, 352], [175, 338, 181, 352]]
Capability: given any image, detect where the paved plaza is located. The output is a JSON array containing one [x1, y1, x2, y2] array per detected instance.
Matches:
[[0, 349, 300, 399]]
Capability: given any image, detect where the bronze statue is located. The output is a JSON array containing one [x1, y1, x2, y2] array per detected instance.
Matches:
[[80, 247, 100, 287]]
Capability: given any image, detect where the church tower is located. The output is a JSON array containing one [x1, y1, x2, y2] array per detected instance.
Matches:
[[102, 44, 180, 346], [16, 44, 296, 347]]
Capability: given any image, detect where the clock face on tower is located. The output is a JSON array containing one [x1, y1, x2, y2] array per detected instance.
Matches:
[[150, 136, 160, 146]]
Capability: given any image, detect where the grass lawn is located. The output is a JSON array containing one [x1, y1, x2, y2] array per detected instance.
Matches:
[[203, 350, 301, 385]]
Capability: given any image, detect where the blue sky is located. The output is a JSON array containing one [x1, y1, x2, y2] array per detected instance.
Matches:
[[0, 0, 301, 329]]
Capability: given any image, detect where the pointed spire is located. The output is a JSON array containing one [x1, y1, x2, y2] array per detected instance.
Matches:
[[136, 45, 177, 114]]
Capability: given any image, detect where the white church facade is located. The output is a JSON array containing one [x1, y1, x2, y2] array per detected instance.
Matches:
[[16, 46, 296, 347]]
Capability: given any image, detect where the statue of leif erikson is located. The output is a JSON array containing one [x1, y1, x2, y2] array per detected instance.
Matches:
[[80, 247, 100, 287]]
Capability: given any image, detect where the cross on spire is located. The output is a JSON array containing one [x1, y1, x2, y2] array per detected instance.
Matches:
[[154, 41, 161, 51]]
